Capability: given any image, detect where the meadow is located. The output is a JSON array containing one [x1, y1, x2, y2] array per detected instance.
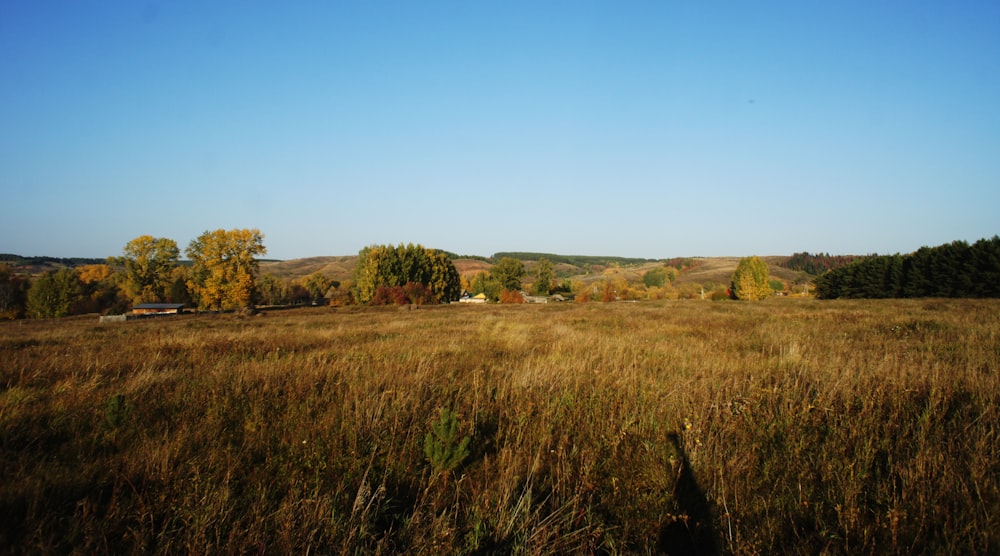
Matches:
[[1, 299, 997, 554]]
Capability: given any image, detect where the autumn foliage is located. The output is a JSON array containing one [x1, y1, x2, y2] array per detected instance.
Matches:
[[498, 288, 525, 304], [730, 256, 772, 301], [185, 229, 267, 310], [118, 235, 180, 304]]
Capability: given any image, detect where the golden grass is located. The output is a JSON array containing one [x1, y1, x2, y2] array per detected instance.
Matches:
[[2, 299, 998, 554]]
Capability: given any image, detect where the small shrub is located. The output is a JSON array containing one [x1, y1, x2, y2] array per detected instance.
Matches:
[[371, 285, 409, 306], [104, 393, 130, 431], [498, 289, 524, 304], [709, 288, 731, 301], [372, 283, 438, 305], [403, 282, 435, 305], [424, 407, 471, 474]]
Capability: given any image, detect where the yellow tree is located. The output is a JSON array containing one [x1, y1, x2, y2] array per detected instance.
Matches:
[[76, 264, 122, 314], [185, 229, 267, 310], [118, 235, 180, 304], [77, 264, 114, 285], [731, 256, 773, 301], [354, 244, 393, 304]]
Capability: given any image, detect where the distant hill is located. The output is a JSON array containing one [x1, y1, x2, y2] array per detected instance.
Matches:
[[1, 254, 107, 267], [259, 256, 358, 282], [0, 254, 107, 275], [492, 252, 658, 268], [259, 256, 500, 282], [671, 256, 803, 288], [258, 253, 809, 289], [452, 258, 492, 278]]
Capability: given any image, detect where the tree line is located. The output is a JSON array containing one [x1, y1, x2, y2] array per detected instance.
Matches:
[[780, 252, 867, 275], [0, 235, 474, 319], [2, 239, 768, 318], [492, 252, 656, 270], [24, 233, 988, 318], [0, 254, 107, 267], [0, 230, 271, 319], [813, 236, 1000, 299]]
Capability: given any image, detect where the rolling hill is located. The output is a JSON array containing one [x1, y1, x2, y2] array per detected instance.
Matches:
[[258, 256, 358, 282], [259, 253, 808, 289]]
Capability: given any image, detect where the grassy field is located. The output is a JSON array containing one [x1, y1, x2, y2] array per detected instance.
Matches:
[[2, 299, 998, 554]]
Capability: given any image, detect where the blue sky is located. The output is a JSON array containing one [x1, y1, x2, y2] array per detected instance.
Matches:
[[2, 1, 998, 260]]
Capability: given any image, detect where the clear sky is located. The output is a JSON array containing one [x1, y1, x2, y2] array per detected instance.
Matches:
[[2, 1, 998, 260]]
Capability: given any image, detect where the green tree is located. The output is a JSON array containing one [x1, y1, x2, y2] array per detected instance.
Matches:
[[27, 268, 84, 318], [971, 236, 1000, 297], [257, 273, 289, 306], [354, 244, 460, 304], [730, 256, 772, 301], [0, 265, 30, 319], [643, 266, 668, 288], [117, 235, 179, 304], [302, 271, 332, 301], [469, 270, 501, 302], [427, 249, 462, 303], [533, 257, 554, 295], [166, 266, 194, 306], [491, 257, 525, 292], [185, 229, 267, 310]]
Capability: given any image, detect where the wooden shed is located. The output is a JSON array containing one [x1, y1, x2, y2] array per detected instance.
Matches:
[[131, 303, 184, 316]]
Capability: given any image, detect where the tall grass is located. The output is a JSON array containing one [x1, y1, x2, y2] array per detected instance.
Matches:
[[1, 299, 998, 554]]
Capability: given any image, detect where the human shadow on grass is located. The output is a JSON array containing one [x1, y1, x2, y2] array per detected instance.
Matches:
[[656, 432, 720, 556]]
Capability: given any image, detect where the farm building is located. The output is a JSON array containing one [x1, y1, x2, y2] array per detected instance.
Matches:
[[131, 303, 184, 316], [458, 293, 488, 304]]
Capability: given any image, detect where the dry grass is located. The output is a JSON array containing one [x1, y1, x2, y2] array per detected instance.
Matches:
[[2, 299, 998, 554]]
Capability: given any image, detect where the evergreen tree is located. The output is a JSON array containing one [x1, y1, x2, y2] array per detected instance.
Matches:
[[814, 236, 1000, 299], [971, 236, 1000, 297]]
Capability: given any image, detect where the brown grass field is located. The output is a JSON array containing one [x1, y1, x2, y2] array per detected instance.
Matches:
[[2, 299, 998, 554]]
